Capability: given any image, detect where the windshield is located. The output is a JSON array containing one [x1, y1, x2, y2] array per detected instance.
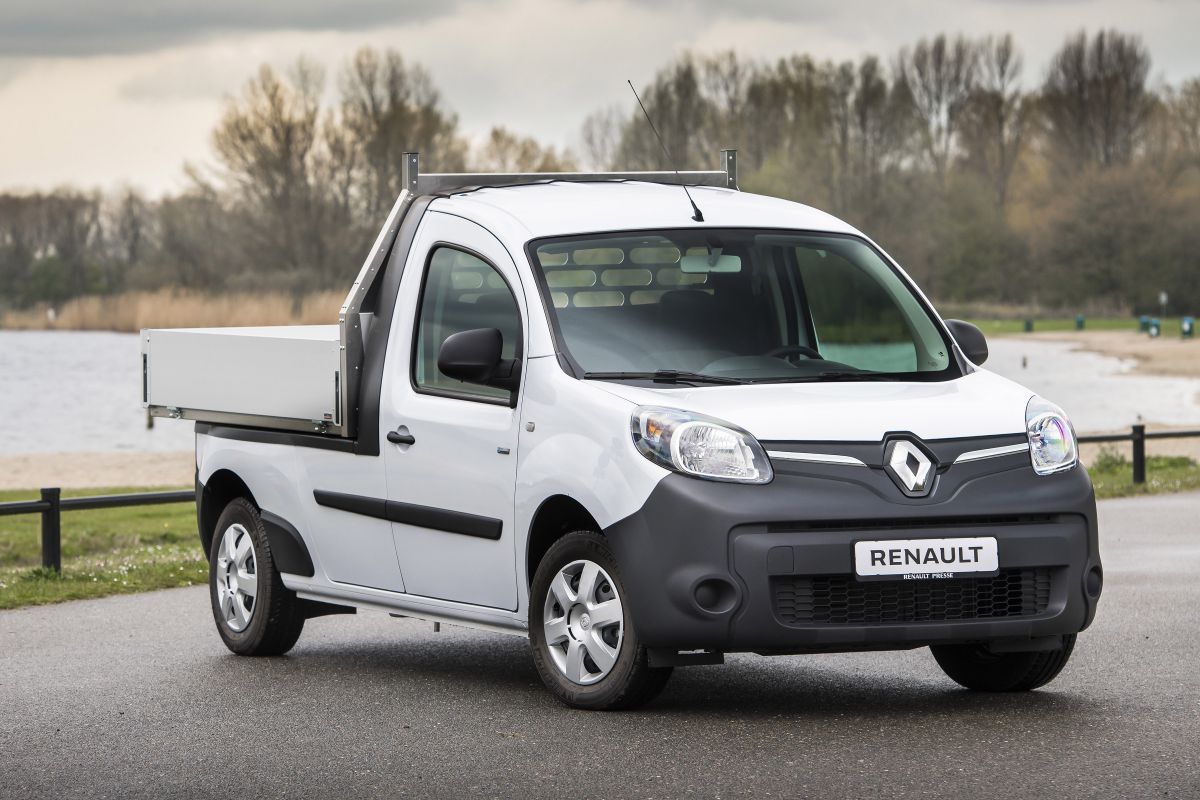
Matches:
[[528, 229, 957, 384]]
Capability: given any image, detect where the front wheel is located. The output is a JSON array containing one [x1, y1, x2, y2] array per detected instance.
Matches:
[[208, 498, 305, 656], [528, 531, 672, 710], [931, 634, 1077, 691]]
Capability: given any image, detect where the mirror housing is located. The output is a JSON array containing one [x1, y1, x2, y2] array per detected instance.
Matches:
[[437, 328, 521, 392], [944, 319, 989, 365]]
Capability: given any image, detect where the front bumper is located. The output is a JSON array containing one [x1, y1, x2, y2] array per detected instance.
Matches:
[[604, 444, 1102, 653]]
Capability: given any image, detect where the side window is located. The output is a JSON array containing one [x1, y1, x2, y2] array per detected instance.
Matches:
[[794, 246, 919, 373], [413, 247, 522, 401]]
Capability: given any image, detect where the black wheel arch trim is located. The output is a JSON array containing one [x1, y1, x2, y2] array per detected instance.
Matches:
[[258, 510, 317, 578]]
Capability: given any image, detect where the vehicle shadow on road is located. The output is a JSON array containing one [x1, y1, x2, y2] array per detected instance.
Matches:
[[228, 625, 1099, 720], [655, 659, 1095, 720]]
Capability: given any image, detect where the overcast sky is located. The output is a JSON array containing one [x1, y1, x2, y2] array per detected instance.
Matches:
[[2, 0, 1198, 195]]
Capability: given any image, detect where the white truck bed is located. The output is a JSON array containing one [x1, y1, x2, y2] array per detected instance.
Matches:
[[143, 325, 343, 433]]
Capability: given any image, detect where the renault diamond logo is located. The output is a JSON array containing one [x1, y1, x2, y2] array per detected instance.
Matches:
[[885, 440, 935, 497]]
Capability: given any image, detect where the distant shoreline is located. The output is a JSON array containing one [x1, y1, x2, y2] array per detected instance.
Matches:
[[997, 330, 1200, 380], [0, 451, 194, 491], [0, 289, 344, 333]]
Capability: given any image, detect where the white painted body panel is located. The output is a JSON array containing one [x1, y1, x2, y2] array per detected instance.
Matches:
[[196, 433, 404, 593], [379, 211, 527, 610], [144, 325, 340, 424], [187, 182, 1049, 636], [583, 369, 1035, 442]]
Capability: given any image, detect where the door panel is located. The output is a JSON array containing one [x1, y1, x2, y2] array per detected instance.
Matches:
[[380, 212, 523, 610]]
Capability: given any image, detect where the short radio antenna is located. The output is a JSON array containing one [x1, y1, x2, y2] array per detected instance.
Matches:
[[627, 79, 704, 222]]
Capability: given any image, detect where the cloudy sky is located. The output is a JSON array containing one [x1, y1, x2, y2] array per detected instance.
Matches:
[[1, 0, 1198, 195]]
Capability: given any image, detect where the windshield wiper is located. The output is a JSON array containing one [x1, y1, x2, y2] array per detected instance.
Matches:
[[750, 371, 900, 384], [582, 370, 746, 385]]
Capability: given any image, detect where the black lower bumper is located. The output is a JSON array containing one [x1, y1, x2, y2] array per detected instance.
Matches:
[[604, 449, 1101, 654]]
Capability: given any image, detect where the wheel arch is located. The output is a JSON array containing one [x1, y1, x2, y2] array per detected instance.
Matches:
[[198, 469, 257, 559], [526, 494, 601, 587]]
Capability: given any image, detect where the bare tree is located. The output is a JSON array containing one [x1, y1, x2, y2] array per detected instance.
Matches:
[[614, 55, 713, 170], [1166, 78, 1200, 167], [579, 106, 623, 170], [897, 34, 979, 179], [474, 127, 575, 172], [961, 34, 1030, 209], [338, 47, 466, 218], [211, 60, 325, 281], [826, 56, 915, 218], [744, 54, 829, 179], [1040, 30, 1155, 170]]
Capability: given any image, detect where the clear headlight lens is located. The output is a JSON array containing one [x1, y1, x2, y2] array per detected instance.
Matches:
[[1026, 396, 1078, 475], [631, 406, 773, 484]]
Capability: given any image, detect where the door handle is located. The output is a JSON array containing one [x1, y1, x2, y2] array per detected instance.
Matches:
[[387, 430, 416, 446]]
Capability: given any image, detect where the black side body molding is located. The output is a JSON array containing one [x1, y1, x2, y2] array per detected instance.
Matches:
[[313, 489, 503, 540], [259, 510, 317, 577], [196, 423, 357, 454]]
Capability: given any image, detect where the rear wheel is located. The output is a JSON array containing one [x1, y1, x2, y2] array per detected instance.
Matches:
[[208, 498, 304, 656], [528, 531, 672, 710], [931, 634, 1077, 691]]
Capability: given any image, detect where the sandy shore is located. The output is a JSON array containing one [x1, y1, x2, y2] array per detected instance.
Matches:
[[0, 451, 193, 492], [1008, 330, 1200, 379]]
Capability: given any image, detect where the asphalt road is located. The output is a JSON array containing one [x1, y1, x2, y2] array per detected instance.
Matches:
[[3, 494, 1199, 799]]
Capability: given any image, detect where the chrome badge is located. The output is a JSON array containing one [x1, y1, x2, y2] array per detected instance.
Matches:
[[885, 439, 935, 497]]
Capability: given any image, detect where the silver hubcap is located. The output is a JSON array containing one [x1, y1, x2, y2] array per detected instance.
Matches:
[[215, 523, 257, 632], [543, 559, 623, 685]]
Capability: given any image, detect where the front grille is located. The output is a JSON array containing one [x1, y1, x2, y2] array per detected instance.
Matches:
[[772, 568, 1052, 626], [766, 515, 1060, 534]]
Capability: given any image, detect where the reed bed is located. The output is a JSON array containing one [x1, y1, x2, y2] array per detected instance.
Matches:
[[0, 289, 346, 332]]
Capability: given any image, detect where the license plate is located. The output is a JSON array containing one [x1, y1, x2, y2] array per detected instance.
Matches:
[[853, 537, 998, 579]]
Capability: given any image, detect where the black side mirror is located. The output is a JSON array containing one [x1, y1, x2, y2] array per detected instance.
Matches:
[[437, 328, 521, 392], [944, 319, 988, 365]]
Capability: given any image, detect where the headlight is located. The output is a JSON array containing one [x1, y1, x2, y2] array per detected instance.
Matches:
[[1026, 396, 1078, 475], [631, 406, 773, 484]]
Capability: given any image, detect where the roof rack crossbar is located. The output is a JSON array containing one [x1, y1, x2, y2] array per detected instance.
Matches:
[[401, 148, 739, 196]]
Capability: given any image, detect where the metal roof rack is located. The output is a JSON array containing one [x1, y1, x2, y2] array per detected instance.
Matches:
[[401, 148, 739, 195]]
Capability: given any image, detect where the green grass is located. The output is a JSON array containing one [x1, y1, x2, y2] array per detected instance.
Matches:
[[1086, 450, 1200, 499], [0, 485, 206, 610], [0, 544, 207, 610], [967, 316, 1186, 336]]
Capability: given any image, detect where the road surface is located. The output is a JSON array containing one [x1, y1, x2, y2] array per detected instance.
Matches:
[[2, 493, 1198, 798]]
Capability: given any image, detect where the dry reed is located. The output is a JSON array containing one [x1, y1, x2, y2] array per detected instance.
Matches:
[[0, 289, 346, 332]]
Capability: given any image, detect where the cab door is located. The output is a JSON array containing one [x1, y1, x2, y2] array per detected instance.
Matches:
[[379, 211, 524, 610]]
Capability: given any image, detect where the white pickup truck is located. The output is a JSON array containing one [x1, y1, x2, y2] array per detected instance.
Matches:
[[144, 152, 1102, 709]]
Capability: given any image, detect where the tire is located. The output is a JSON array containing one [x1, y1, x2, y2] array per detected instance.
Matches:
[[931, 634, 1077, 692], [528, 531, 672, 710], [208, 497, 305, 656]]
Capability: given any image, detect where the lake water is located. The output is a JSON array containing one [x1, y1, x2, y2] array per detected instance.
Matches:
[[0, 331, 194, 455], [1, 330, 1198, 454]]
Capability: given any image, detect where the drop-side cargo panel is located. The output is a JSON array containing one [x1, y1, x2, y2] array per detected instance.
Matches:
[[142, 325, 343, 434]]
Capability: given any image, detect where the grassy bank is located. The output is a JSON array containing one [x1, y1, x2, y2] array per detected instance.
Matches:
[[1086, 451, 1200, 499], [0, 289, 344, 332], [0, 486, 205, 610], [3, 456, 1199, 609], [969, 316, 1185, 336]]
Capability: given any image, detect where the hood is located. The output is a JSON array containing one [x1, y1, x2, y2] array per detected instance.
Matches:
[[587, 370, 1035, 442]]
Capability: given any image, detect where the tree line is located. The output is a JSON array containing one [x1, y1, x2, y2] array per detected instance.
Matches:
[[3, 31, 1199, 315]]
